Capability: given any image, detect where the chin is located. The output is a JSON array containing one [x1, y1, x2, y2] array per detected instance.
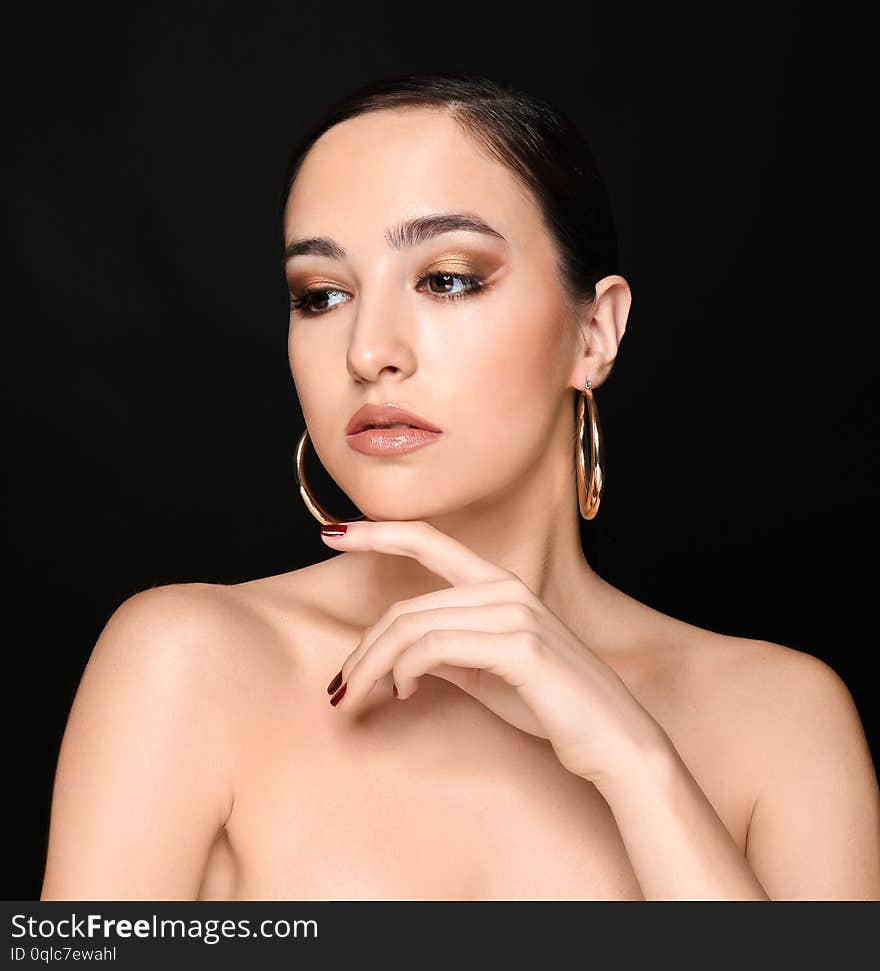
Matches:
[[346, 479, 476, 521], [353, 497, 447, 523]]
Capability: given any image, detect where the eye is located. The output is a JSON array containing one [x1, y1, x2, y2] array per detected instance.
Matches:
[[289, 287, 349, 316], [289, 270, 487, 318], [416, 271, 485, 301]]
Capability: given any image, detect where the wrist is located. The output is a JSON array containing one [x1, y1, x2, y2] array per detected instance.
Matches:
[[590, 716, 679, 802]]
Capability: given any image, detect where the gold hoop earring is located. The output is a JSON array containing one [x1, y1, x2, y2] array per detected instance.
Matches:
[[576, 377, 604, 520], [294, 428, 369, 526]]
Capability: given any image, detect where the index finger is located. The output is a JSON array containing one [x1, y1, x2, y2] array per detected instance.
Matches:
[[319, 520, 509, 587]]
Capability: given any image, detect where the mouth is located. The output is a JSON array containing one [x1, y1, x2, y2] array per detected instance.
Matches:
[[344, 402, 443, 456]]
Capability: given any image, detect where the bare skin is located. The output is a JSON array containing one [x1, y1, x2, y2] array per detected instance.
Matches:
[[202, 560, 755, 900], [41, 107, 880, 900]]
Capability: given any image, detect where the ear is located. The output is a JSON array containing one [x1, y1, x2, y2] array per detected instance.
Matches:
[[567, 274, 632, 391]]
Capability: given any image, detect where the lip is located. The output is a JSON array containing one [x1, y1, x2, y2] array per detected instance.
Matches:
[[345, 402, 443, 436], [345, 426, 443, 456]]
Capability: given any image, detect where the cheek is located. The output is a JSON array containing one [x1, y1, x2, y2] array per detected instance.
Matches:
[[288, 324, 339, 433], [473, 277, 569, 392], [447, 293, 571, 454]]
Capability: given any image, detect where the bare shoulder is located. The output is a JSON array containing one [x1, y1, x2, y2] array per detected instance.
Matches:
[[100, 581, 267, 665], [105, 581, 249, 639], [97, 569, 331, 714], [673, 627, 876, 798], [685, 633, 880, 898], [728, 637, 873, 773], [90, 579, 305, 702], [43, 581, 263, 898], [685, 631, 864, 728], [670, 626, 864, 737]]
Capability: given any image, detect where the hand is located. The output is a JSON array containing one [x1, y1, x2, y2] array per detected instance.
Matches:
[[320, 520, 668, 787]]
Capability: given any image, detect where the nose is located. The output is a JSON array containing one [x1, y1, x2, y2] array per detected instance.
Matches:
[[345, 284, 418, 385]]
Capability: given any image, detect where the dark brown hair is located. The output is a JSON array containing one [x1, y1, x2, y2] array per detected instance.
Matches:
[[276, 70, 619, 308]]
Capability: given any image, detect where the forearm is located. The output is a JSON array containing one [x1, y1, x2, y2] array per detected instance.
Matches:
[[593, 731, 770, 900]]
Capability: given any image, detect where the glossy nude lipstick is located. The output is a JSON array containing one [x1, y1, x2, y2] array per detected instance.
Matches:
[[345, 402, 443, 456]]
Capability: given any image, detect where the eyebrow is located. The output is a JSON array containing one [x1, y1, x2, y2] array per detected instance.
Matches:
[[283, 211, 505, 264]]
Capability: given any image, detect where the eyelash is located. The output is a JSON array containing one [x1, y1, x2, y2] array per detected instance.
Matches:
[[289, 271, 486, 317]]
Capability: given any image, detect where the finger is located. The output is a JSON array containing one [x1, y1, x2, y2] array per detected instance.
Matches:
[[343, 576, 532, 672], [337, 603, 536, 710], [391, 630, 548, 738], [392, 628, 539, 700], [320, 520, 511, 587]]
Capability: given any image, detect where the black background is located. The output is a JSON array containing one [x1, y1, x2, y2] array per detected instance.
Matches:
[[6, 3, 875, 899]]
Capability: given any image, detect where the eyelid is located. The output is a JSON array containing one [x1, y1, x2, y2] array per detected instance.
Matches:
[[288, 277, 346, 291], [423, 254, 482, 273], [287, 251, 487, 287]]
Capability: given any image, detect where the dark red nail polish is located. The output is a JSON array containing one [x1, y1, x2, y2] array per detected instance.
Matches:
[[330, 682, 347, 706], [392, 683, 398, 697], [327, 669, 343, 695], [321, 524, 348, 537]]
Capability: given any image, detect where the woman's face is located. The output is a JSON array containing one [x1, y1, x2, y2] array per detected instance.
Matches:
[[283, 107, 586, 522]]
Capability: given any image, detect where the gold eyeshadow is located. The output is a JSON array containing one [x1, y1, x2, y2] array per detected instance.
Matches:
[[422, 254, 488, 276], [425, 250, 481, 264], [287, 250, 496, 293]]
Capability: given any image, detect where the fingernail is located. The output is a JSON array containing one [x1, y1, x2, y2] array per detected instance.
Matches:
[[392, 683, 398, 697], [321, 524, 348, 537], [327, 669, 343, 695], [330, 682, 347, 706]]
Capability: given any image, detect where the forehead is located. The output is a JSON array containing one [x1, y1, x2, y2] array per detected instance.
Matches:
[[283, 107, 542, 242]]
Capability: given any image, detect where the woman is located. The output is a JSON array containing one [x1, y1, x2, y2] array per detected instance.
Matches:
[[40, 72, 880, 901]]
